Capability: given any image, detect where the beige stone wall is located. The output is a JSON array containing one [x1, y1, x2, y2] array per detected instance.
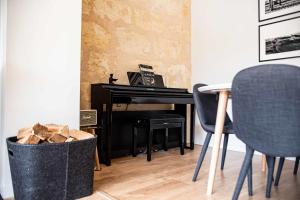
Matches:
[[81, 0, 191, 109]]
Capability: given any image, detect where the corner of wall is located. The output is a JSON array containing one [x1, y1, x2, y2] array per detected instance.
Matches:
[[0, 0, 12, 198]]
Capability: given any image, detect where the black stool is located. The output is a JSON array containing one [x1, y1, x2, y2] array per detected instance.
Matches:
[[132, 114, 185, 161]]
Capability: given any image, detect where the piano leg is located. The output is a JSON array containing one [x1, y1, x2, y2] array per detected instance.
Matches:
[[105, 102, 112, 166], [190, 104, 195, 150], [97, 103, 103, 164], [174, 104, 188, 148]]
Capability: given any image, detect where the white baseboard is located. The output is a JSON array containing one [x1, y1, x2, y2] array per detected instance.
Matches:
[[0, 184, 13, 200]]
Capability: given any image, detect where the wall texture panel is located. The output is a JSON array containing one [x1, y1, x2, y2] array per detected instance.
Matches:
[[81, 0, 191, 109]]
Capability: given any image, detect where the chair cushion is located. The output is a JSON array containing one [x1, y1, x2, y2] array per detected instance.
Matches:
[[134, 114, 185, 127]]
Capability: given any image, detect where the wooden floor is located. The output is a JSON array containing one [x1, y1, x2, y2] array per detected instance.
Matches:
[[82, 145, 300, 200]]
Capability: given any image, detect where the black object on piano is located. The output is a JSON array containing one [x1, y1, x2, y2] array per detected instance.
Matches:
[[109, 74, 118, 84], [127, 72, 144, 86], [127, 72, 165, 88], [139, 64, 155, 86]]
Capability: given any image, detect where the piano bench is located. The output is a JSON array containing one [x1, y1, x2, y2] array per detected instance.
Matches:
[[132, 114, 185, 161]]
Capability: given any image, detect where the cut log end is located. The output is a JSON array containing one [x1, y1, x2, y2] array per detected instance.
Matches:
[[33, 123, 52, 139], [69, 129, 94, 140], [45, 124, 69, 138], [17, 127, 34, 140], [48, 134, 67, 143], [17, 134, 40, 144]]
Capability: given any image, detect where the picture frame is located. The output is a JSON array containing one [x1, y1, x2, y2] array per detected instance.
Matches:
[[259, 16, 300, 62], [258, 0, 300, 22]]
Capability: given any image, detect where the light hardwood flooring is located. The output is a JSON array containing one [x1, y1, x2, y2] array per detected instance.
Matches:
[[82, 145, 300, 200]]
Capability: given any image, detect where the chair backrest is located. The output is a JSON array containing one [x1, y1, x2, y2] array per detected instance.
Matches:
[[232, 64, 300, 157], [193, 83, 232, 132]]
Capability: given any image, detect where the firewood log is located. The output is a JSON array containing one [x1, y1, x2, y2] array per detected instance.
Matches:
[[48, 134, 67, 143], [17, 127, 33, 139], [17, 134, 31, 144], [27, 135, 41, 144], [69, 129, 94, 140], [65, 137, 76, 142], [45, 124, 69, 138], [17, 134, 40, 144], [33, 123, 52, 139]]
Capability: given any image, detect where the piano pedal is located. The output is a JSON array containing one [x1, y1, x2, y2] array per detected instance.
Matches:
[[140, 145, 160, 154], [138, 147, 146, 154], [152, 145, 159, 152]]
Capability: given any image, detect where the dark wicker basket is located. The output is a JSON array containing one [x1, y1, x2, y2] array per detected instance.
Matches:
[[7, 136, 97, 200]]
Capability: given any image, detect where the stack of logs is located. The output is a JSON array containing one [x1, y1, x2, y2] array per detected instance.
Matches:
[[17, 123, 94, 144]]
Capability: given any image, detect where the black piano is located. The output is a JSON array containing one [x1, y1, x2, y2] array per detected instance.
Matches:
[[91, 83, 195, 166]]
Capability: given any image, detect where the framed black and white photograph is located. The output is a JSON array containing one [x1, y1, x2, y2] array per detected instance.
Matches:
[[259, 0, 300, 22], [259, 16, 300, 62]]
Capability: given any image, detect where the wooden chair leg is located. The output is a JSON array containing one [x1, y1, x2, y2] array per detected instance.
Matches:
[[192, 132, 212, 182], [147, 128, 153, 161], [232, 145, 254, 200], [274, 157, 285, 186], [221, 134, 229, 170], [90, 128, 101, 171], [266, 156, 276, 198], [294, 157, 299, 175], [94, 146, 101, 171], [164, 128, 168, 151]]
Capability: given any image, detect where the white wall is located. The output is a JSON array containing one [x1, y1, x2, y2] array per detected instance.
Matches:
[[0, 0, 82, 198], [0, 0, 7, 198], [191, 0, 300, 152]]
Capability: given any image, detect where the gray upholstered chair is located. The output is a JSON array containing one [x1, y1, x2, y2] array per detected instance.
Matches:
[[274, 157, 299, 186], [192, 83, 234, 181], [231, 64, 300, 200]]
